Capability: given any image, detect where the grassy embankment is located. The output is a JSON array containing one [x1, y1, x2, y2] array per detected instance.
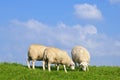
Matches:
[[0, 62, 120, 80]]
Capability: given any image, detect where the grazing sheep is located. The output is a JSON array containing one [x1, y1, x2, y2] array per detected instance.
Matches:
[[43, 47, 75, 73], [27, 44, 47, 69], [71, 46, 90, 71]]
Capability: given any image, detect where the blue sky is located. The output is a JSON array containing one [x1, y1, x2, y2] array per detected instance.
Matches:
[[0, 0, 120, 66]]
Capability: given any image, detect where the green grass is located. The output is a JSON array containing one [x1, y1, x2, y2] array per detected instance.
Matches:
[[0, 62, 120, 80]]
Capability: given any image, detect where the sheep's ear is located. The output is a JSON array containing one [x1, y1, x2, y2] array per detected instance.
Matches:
[[70, 63, 75, 66], [85, 62, 88, 66], [80, 63, 82, 66]]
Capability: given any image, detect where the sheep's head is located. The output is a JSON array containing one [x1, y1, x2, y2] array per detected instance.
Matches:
[[80, 62, 88, 71], [70, 62, 75, 70]]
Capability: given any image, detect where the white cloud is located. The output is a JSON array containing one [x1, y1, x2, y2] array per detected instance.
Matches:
[[9, 19, 99, 49], [11, 19, 48, 31], [74, 3, 103, 20], [83, 25, 97, 35], [9, 19, 120, 56]]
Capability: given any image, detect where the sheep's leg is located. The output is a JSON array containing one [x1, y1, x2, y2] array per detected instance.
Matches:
[[79, 63, 82, 70], [32, 60, 35, 69], [73, 59, 77, 68], [57, 64, 59, 71], [46, 61, 48, 68], [43, 61, 46, 70], [87, 66, 89, 71], [48, 63, 51, 72], [74, 62, 77, 68], [27, 58, 31, 69], [63, 65, 67, 73]]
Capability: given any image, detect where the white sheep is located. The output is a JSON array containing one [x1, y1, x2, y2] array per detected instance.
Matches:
[[71, 46, 90, 71], [43, 47, 75, 73], [27, 44, 47, 69]]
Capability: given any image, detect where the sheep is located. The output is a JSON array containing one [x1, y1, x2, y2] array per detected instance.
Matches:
[[71, 46, 90, 71], [43, 47, 75, 73], [27, 44, 47, 69]]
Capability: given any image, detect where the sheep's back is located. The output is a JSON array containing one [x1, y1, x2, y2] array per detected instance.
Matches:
[[72, 46, 90, 63], [28, 44, 47, 60], [44, 47, 70, 64]]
